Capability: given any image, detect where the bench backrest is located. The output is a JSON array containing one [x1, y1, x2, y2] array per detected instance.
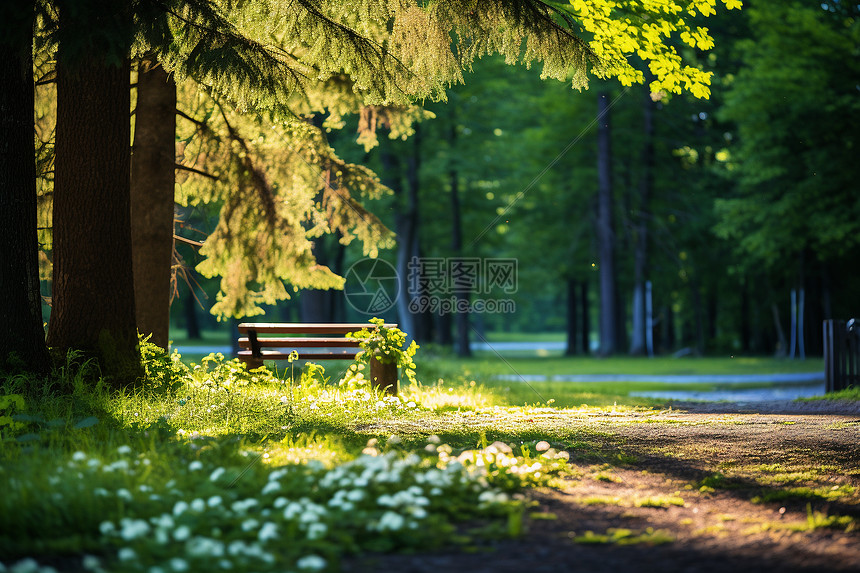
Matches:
[[237, 323, 397, 361]]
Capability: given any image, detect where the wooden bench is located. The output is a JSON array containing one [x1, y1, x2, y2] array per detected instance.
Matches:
[[236, 323, 399, 395]]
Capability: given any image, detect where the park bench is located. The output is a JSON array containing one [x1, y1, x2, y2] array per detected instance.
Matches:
[[236, 323, 399, 395]]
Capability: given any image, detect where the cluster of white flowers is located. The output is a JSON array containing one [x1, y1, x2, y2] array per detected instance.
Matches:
[[4, 434, 571, 573]]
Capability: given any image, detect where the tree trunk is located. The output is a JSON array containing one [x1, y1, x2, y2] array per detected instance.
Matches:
[[131, 61, 176, 349], [47, 14, 142, 385], [596, 91, 617, 356], [580, 280, 590, 354], [565, 278, 578, 355], [630, 85, 653, 355], [0, 2, 51, 374], [450, 161, 471, 358]]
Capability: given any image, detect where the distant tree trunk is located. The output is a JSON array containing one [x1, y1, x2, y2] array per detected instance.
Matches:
[[596, 91, 617, 356], [770, 302, 788, 357], [740, 278, 751, 353], [183, 289, 201, 340], [47, 6, 142, 385], [0, 2, 51, 374], [450, 161, 471, 358], [565, 278, 578, 355], [580, 280, 590, 354], [630, 86, 653, 355], [404, 129, 433, 342], [131, 60, 176, 349]]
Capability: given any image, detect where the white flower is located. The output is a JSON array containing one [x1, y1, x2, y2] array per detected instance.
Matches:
[[535, 441, 551, 452], [190, 498, 206, 513], [296, 555, 327, 571], [346, 489, 364, 502], [241, 519, 259, 532], [231, 498, 258, 514], [273, 497, 288, 508], [72, 451, 87, 462], [120, 518, 150, 540], [116, 488, 132, 501], [117, 548, 137, 562], [98, 521, 115, 535], [306, 522, 327, 540], [188, 460, 203, 471], [427, 435, 441, 444], [376, 511, 405, 531], [261, 481, 280, 495], [207, 495, 223, 507], [93, 487, 109, 497], [9, 558, 39, 573], [186, 537, 224, 558], [87, 459, 101, 468], [172, 500, 189, 517], [258, 522, 278, 542], [173, 525, 191, 542], [117, 445, 132, 455], [218, 559, 233, 570], [209, 467, 226, 482], [81, 555, 100, 571], [169, 557, 188, 572]]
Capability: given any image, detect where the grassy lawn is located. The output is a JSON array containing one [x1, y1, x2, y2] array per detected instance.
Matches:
[[0, 330, 854, 573]]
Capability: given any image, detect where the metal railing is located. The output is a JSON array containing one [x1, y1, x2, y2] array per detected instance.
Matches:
[[823, 319, 860, 392]]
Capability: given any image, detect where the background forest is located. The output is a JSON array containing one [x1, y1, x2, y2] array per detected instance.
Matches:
[[158, 0, 860, 359]]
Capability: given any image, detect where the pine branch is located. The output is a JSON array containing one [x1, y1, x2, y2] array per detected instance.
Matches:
[[175, 163, 218, 180]]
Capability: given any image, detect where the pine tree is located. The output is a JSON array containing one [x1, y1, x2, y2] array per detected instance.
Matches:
[[24, 0, 740, 380]]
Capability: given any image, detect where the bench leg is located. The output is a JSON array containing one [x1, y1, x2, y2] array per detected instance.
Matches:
[[370, 356, 398, 395], [241, 357, 264, 370]]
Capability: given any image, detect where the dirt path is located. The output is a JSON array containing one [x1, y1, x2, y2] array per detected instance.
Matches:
[[347, 401, 860, 572]]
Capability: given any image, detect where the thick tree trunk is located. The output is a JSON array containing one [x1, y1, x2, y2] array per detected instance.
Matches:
[[0, 3, 51, 374], [131, 61, 176, 349], [47, 29, 142, 384], [596, 91, 617, 356]]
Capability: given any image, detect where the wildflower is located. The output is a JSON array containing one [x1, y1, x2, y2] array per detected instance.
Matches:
[[119, 518, 150, 540], [209, 467, 226, 482], [375, 511, 405, 531], [273, 497, 288, 508], [258, 522, 278, 542], [535, 441, 551, 452], [87, 459, 101, 468], [117, 445, 132, 455], [306, 522, 327, 540], [93, 487, 109, 497], [186, 537, 224, 558], [207, 495, 223, 507], [116, 488, 132, 501], [172, 500, 189, 517], [427, 435, 441, 444], [296, 555, 327, 571], [72, 451, 87, 462], [261, 481, 280, 495], [173, 525, 191, 542], [9, 558, 40, 573], [190, 498, 206, 512], [168, 557, 188, 572], [98, 521, 115, 535], [241, 519, 259, 532], [81, 555, 100, 571], [117, 548, 137, 562], [188, 460, 203, 472]]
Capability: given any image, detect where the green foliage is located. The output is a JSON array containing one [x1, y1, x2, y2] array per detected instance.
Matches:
[[715, 0, 860, 271], [347, 318, 420, 386]]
